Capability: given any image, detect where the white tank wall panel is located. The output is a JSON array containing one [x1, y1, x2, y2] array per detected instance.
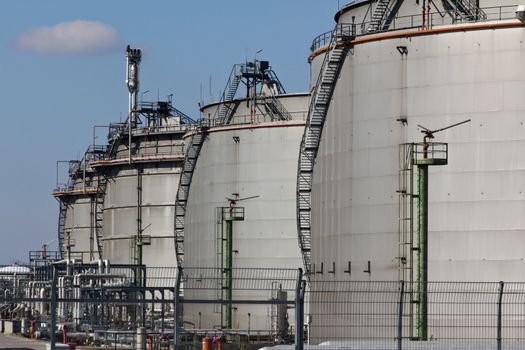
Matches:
[[184, 125, 304, 268], [63, 196, 92, 257], [101, 132, 184, 267], [57, 172, 100, 259], [311, 19, 525, 284], [103, 239, 132, 265]]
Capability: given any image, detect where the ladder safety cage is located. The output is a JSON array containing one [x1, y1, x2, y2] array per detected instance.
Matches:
[[296, 23, 354, 275]]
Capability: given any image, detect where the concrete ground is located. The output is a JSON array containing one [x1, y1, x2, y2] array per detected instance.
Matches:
[[0, 334, 47, 350]]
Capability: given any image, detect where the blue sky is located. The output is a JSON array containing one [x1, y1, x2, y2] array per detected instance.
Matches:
[[0, 1, 339, 263]]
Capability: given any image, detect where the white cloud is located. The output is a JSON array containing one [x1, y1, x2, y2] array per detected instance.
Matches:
[[13, 20, 120, 54]]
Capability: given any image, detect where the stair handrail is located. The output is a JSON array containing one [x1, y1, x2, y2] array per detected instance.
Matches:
[[213, 64, 243, 124], [296, 23, 354, 274]]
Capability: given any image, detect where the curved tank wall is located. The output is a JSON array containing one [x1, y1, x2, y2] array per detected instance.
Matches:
[[97, 128, 186, 268], [311, 1, 525, 283], [183, 93, 308, 330], [53, 152, 102, 261], [61, 189, 93, 259], [307, 0, 525, 344]]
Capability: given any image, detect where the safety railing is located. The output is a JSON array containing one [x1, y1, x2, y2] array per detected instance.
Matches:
[[204, 111, 307, 129], [412, 142, 448, 165], [311, 5, 520, 52]]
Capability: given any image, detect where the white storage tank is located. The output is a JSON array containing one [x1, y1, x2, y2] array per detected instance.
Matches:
[[181, 60, 309, 331], [305, 0, 525, 342], [92, 102, 191, 269], [309, 0, 525, 283]]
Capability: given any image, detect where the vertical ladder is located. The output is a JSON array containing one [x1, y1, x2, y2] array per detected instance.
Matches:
[[57, 201, 67, 259], [174, 125, 209, 267], [368, 0, 404, 32], [296, 24, 354, 274], [398, 143, 417, 339], [94, 176, 107, 260], [215, 65, 242, 126], [398, 144, 415, 282]]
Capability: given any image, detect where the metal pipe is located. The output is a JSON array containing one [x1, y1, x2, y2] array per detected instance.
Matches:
[[136, 166, 143, 267], [225, 218, 233, 329], [83, 151, 87, 193], [416, 164, 428, 341], [103, 259, 110, 274], [50, 266, 57, 350]]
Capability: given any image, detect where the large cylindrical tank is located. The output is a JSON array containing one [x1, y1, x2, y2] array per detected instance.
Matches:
[[93, 113, 188, 269], [311, 0, 525, 283], [307, 0, 525, 342], [183, 91, 309, 330]]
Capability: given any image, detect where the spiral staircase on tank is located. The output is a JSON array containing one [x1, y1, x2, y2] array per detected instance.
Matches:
[[443, 0, 486, 21], [57, 201, 67, 259], [367, 0, 405, 32], [174, 125, 209, 268], [93, 176, 107, 260], [296, 24, 354, 275]]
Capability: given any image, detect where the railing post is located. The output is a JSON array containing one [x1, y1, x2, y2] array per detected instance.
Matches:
[[295, 268, 304, 350], [497, 281, 504, 350], [173, 266, 183, 350], [398, 280, 405, 350]]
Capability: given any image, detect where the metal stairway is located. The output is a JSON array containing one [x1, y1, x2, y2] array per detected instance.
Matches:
[[174, 125, 209, 267], [57, 201, 67, 259], [93, 176, 107, 260], [259, 95, 292, 121], [215, 65, 242, 126], [368, 0, 404, 32], [296, 25, 354, 274], [444, 0, 486, 21]]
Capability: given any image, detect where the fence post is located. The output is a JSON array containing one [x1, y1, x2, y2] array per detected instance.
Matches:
[[398, 280, 405, 350], [50, 264, 57, 350], [295, 268, 304, 350], [142, 266, 147, 327], [497, 281, 504, 350], [173, 266, 183, 350]]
